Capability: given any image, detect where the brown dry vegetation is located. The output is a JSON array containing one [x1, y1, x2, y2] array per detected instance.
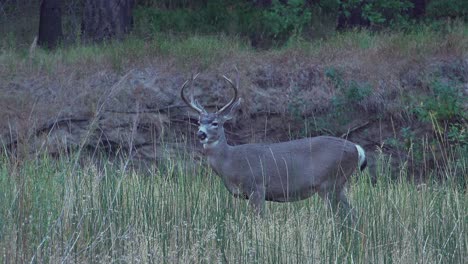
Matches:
[[0, 24, 467, 179]]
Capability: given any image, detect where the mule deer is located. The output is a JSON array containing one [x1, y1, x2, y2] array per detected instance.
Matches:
[[181, 71, 367, 216]]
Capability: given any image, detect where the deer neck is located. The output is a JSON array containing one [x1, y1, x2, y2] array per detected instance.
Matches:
[[203, 129, 230, 167]]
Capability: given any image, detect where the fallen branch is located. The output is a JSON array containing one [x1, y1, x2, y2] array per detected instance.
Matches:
[[340, 121, 370, 139]]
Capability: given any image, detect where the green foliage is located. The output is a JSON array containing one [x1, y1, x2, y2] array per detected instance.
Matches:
[[384, 126, 419, 150], [131, 0, 468, 48], [325, 67, 372, 108], [407, 80, 466, 166], [344, 80, 373, 103], [260, 0, 312, 41], [363, 0, 413, 26], [318, 67, 374, 133], [133, 1, 241, 35], [413, 80, 465, 122], [339, 0, 413, 27], [426, 0, 468, 20], [287, 86, 306, 121], [447, 123, 468, 146], [315, 0, 341, 14], [325, 66, 345, 89], [134, 0, 312, 46], [385, 126, 427, 165], [155, 34, 248, 68]]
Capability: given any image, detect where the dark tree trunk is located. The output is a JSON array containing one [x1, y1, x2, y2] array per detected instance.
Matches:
[[410, 0, 426, 18], [81, 0, 134, 43], [336, 0, 370, 30], [254, 0, 272, 8], [38, 0, 62, 49]]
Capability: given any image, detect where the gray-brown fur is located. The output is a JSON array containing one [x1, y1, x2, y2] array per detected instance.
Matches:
[[182, 71, 367, 216]]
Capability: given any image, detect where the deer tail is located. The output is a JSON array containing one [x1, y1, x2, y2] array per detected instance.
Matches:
[[355, 144, 367, 171]]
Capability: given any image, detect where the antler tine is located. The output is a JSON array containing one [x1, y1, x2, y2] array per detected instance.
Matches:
[[217, 68, 240, 114], [180, 73, 206, 113]]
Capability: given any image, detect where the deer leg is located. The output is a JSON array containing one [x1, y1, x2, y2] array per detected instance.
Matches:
[[319, 189, 339, 213], [249, 186, 265, 217], [337, 189, 356, 223], [319, 186, 354, 220]]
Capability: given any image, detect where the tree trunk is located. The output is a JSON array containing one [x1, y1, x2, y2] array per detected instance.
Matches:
[[410, 0, 426, 18], [81, 0, 134, 43], [254, 0, 272, 8], [38, 0, 62, 49]]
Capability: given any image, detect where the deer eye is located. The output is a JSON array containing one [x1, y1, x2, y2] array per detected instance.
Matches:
[[211, 122, 218, 127]]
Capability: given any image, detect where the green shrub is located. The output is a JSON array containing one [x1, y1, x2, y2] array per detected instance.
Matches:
[[426, 0, 468, 20], [344, 80, 372, 103], [133, 0, 242, 35], [315, 0, 341, 14], [325, 66, 345, 89], [447, 123, 468, 146], [260, 0, 312, 41], [363, 0, 413, 26], [413, 80, 465, 122], [339, 0, 413, 27], [134, 0, 312, 47], [325, 67, 372, 107]]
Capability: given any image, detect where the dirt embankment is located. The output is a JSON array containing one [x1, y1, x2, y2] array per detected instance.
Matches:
[[1, 52, 467, 179]]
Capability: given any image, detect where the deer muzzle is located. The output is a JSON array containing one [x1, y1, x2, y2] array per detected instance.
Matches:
[[197, 130, 207, 141]]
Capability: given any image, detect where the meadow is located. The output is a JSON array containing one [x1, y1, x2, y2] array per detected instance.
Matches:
[[1, 5, 467, 262], [0, 148, 465, 263]]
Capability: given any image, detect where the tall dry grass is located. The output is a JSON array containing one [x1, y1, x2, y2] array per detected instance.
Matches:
[[0, 144, 465, 263]]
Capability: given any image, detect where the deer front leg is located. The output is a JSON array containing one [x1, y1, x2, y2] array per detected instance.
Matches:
[[249, 185, 265, 216]]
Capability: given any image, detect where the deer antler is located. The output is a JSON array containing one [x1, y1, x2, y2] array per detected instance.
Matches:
[[217, 67, 239, 115], [180, 73, 207, 114]]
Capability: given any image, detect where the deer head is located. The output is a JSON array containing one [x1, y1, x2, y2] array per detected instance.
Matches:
[[181, 71, 242, 146]]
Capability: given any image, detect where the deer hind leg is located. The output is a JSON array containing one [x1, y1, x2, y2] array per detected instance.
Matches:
[[337, 188, 356, 222], [319, 186, 355, 222]]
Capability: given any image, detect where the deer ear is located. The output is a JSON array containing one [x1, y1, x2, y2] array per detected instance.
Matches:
[[220, 98, 242, 121]]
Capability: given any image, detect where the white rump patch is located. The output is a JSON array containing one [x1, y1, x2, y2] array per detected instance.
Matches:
[[355, 144, 366, 167]]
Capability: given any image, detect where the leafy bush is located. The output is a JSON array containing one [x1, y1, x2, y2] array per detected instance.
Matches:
[[133, 0, 242, 35], [344, 80, 373, 103], [325, 66, 345, 89], [260, 0, 312, 41], [426, 0, 468, 20], [447, 123, 468, 146], [325, 67, 371, 106], [314, 0, 340, 14], [362, 0, 413, 27], [413, 80, 465, 122], [339, 0, 413, 27], [134, 0, 312, 47], [134, 7, 192, 34]]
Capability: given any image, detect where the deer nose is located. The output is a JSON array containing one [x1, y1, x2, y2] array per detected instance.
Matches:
[[197, 131, 207, 140]]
